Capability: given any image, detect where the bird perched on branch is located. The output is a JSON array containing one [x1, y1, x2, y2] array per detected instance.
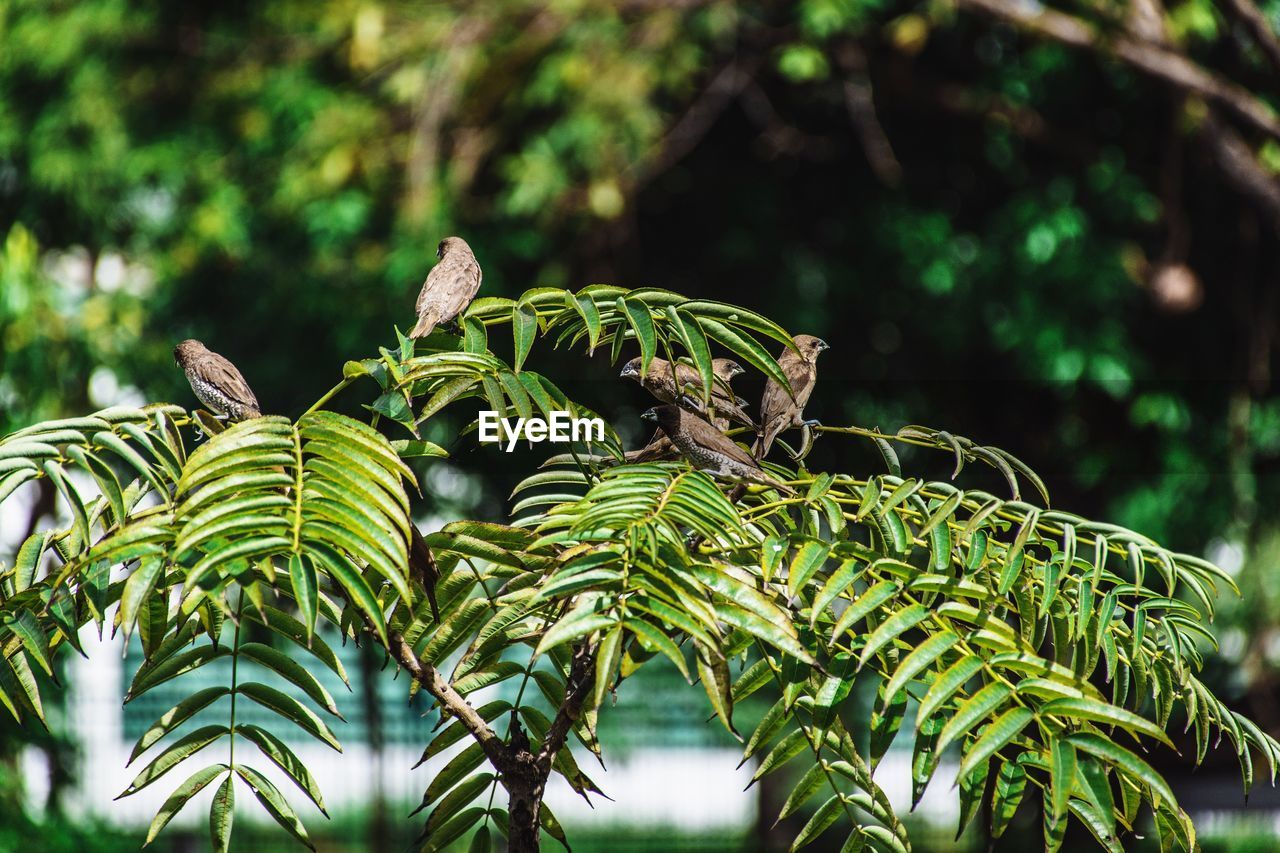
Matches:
[[753, 335, 829, 459], [408, 525, 441, 622], [623, 430, 680, 463], [410, 236, 483, 339], [620, 357, 753, 427], [642, 404, 793, 494], [173, 340, 262, 422]]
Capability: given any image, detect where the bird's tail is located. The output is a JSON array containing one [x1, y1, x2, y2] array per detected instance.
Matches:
[[409, 310, 441, 339]]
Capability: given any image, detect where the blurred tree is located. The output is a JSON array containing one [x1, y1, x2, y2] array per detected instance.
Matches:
[[6, 0, 1280, 842]]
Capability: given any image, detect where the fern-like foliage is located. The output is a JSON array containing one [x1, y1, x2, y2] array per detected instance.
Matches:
[[0, 284, 1273, 853]]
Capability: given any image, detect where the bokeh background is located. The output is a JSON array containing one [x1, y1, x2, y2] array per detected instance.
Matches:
[[4, 0, 1280, 850]]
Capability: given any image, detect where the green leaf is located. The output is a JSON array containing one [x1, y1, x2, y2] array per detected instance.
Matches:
[[143, 764, 228, 847], [811, 559, 862, 626], [1040, 697, 1175, 748], [1067, 732, 1178, 811], [777, 764, 826, 822], [715, 603, 815, 664], [421, 742, 486, 807], [991, 758, 1027, 838], [569, 292, 602, 352], [236, 724, 328, 815], [118, 558, 166, 642], [698, 317, 790, 390], [593, 626, 623, 710], [5, 611, 53, 676], [1049, 739, 1077, 823], [858, 604, 929, 668], [118, 725, 229, 798], [670, 308, 715, 404], [788, 541, 829, 597], [236, 683, 342, 751], [883, 630, 958, 708], [627, 619, 690, 681], [235, 765, 314, 850], [697, 644, 738, 737], [209, 774, 235, 853], [831, 580, 899, 640], [130, 687, 231, 764], [512, 300, 538, 372], [424, 773, 493, 834], [289, 554, 318, 641], [252, 607, 348, 684], [959, 707, 1033, 778], [792, 795, 843, 850], [617, 296, 657, 373], [536, 609, 617, 656], [936, 682, 1012, 756], [238, 642, 341, 716], [752, 729, 808, 782], [307, 542, 386, 646], [128, 644, 230, 702]]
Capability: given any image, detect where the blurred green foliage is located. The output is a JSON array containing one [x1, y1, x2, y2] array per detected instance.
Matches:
[[6, 0, 1280, 847]]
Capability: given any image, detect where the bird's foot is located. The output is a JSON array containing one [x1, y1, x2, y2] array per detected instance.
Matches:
[[801, 418, 822, 429]]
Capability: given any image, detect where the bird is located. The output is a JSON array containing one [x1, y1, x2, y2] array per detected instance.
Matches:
[[620, 357, 753, 427], [641, 405, 793, 493], [623, 429, 680, 463], [753, 335, 829, 459], [173, 340, 262, 422], [409, 525, 441, 622], [410, 236, 483, 339]]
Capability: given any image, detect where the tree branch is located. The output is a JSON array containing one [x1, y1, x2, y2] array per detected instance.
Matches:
[[1217, 0, 1280, 76], [955, 0, 1280, 143], [381, 624, 512, 774], [536, 641, 597, 773]]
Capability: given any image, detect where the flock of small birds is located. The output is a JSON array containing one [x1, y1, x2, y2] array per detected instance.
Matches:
[[172, 235, 828, 493]]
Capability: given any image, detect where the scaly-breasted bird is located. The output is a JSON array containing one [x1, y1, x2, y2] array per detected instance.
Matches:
[[410, 236, 483, 339], [173, 340, 262, 421], [753, 335, 829, 459], [620, 357, 753, 427], [642, 404, 793, 493]]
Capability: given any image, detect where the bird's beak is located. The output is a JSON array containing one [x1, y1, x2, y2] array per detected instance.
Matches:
[[640, 408, 658, 423], [817, 340, 830, 351], [620, 364, 638, 379]]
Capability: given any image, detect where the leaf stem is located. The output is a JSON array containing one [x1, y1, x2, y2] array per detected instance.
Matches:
[[228, 591, 244, 772], [302, 376, 356, 417]]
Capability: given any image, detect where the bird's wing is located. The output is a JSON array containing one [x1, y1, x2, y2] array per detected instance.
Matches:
[[784, 359, 819, 412], [419, 255, 483, 322], [682, 411, 760, 469], [641, 362, 680, 404], [194, 353, 260, 411], [758, 373, 794, 427]]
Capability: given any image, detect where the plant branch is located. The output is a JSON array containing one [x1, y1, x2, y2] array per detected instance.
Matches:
[[378, 621, 512, 774], [955, 0, 1280, 143], [1216, 0, 1280, 76], [536, 640, 597, 774]]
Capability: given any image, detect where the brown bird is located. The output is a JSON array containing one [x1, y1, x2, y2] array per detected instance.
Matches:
[[753, 335, 829, 459], [173, 340, 262, 422], [641, 405, 793, 493], [410, 236, 483, 339], [620, 357, 753, 427], [408, 525, 441, 622], [623, 429, 680, 463]]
